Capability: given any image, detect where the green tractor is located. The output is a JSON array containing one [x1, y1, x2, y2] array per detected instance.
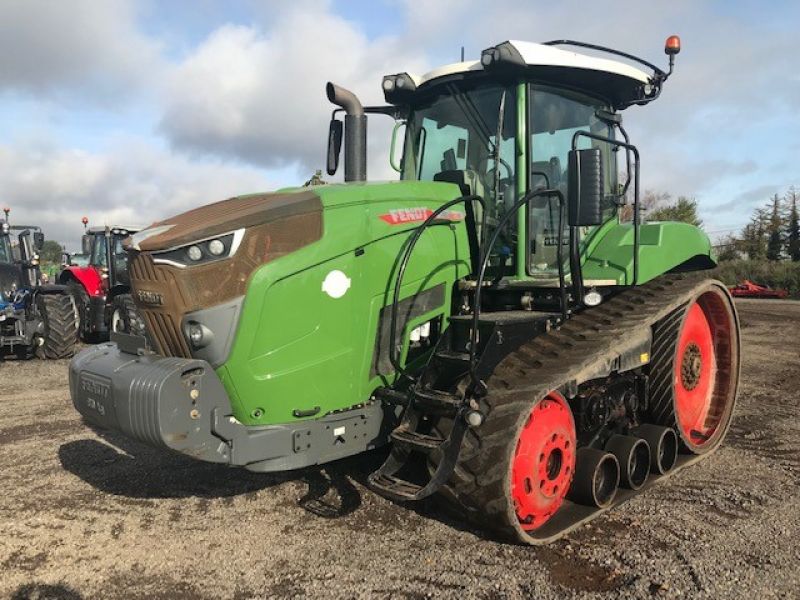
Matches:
[[70, 36, 739, 543]]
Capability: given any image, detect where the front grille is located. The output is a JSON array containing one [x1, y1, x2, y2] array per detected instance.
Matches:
[[129, 253, 192, 358]]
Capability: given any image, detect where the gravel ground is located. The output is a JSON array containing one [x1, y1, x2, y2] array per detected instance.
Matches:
[[1, 299, 798, 599]]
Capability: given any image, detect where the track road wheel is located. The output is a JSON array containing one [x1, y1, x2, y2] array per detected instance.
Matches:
[[35, 294, 79, 359], [433, 391, 576, 542], [650, 282, 739, 453]]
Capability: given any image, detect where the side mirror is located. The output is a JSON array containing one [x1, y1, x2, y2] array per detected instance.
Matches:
[[33, 231, 45, 251], [567, 148, 604, 227], [81, 234, 92, 255], [326, 119, 343, 176], [389, 120, 406, 173]]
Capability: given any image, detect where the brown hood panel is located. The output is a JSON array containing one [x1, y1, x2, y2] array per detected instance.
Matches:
[[138, 190, 323, 251]]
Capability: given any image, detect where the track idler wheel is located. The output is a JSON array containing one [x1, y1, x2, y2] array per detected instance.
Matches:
[[649, 284, 739, 453], [605, 434, 650, 490], [567, 448, 619, 508], [632, 424, 678, 475]]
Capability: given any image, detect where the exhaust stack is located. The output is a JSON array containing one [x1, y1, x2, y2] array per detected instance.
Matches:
[[326, 82, 367, 182]]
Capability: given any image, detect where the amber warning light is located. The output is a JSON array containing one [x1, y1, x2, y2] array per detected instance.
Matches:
[[665, 35, 681, 55]]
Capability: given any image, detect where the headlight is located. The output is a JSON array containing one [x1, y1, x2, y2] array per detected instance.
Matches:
[[185, 321, 213, 349], [207, 239, 225, 256], [186, 245, 203, 261], [151, 228, 244, 268]]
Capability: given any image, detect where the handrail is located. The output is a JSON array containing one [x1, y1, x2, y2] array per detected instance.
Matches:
[[542, 40, 665, 78], [388, 195, 487, 383], [469, 189, 566, 389]]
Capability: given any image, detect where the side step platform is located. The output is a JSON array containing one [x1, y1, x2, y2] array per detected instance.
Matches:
[[368, 389, 469, 502]]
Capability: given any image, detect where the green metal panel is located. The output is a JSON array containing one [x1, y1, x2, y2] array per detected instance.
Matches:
[[582, 221, 715, 284], [217, 181, 471, 426]]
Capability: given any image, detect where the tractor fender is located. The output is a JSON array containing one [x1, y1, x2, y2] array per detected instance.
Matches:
[[59, 265, 104, 296]]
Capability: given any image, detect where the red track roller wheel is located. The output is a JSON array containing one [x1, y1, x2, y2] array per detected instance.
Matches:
[[511, 392, 576, 531], [650, 283, 739, 453]]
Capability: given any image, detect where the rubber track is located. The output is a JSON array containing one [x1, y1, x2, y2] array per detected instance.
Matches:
[[36, 294, 79, 359], [432, 273, 735, 544]]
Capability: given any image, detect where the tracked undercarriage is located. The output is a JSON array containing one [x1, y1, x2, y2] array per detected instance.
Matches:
[[370, 274, 739, 543]]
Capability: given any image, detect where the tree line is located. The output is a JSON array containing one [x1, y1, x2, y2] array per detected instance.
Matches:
[[717, 188, 800, 262]]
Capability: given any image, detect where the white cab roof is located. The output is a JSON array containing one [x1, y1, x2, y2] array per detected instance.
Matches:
[[413, 41, 650, 88]]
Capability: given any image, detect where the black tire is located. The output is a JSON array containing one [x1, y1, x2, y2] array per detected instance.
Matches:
[[66, 280, 90, 342], [111, 294, 150, 341], [648, 282, 739, 454], [35, 294, 79, 359]]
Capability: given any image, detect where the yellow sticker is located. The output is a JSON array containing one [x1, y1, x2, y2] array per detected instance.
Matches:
[[640, 352, 650, 363]]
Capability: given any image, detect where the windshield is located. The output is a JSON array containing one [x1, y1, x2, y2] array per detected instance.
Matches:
[[90, 234, 128, 276], [402, 80, 518, 271], [528, 85, 618, 277], [90, 234, 106, 267], [0, 234, 12, 264]]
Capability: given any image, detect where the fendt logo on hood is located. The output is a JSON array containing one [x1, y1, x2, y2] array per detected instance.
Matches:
[[379, 207, 465, 225], [136, 290, 164, 306]]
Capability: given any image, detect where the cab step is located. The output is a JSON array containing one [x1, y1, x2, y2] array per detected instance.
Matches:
[[413, 387, 462, 414], [390, 425, 444, 452]]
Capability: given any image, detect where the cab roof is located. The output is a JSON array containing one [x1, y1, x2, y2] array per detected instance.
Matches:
[[386, 40, 658, 110]]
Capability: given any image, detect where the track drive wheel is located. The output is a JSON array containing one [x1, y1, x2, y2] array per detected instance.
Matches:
[[433, 390, 576, 542], [650, 282, 739, 453]]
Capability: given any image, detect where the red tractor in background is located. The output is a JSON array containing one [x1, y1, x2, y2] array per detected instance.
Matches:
[[57, 222, 147, 342]]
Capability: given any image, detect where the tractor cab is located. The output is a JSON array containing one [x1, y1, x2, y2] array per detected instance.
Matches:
[[328, 39, 695, 314]]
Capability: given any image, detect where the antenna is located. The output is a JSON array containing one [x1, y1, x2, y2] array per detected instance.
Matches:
[[460, 46, 465, 61]]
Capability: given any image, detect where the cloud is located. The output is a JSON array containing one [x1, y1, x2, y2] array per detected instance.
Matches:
[[0, 135, 272, 250], [159, 3, 428, 175], [0, 0, 162, 103]]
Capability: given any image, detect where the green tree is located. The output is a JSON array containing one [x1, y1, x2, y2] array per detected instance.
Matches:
[[786, 188, 800, 262], [647, 196, 703, 227], [767, 194, 783, 261], [715, 234, 740, 262], [39, 240, 64, 264], [741, 207, 768, 260]]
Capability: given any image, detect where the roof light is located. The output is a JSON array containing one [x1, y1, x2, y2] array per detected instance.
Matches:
[[381, 73, 416, 103], [665, 35, 681, 56], [479, 42, 526, 73]]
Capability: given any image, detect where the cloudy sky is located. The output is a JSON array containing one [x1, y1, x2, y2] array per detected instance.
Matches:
[[0, 0, 797, 249]]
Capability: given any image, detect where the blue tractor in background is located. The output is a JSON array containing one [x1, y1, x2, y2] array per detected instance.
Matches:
[[0, 212, 78, 359]]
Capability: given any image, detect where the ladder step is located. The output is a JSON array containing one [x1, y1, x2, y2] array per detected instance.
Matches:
[[413, 387, 462, 413], [367, 472, 424, 501], [434, 349, 471, 364], [390, 425, 444, 452]]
